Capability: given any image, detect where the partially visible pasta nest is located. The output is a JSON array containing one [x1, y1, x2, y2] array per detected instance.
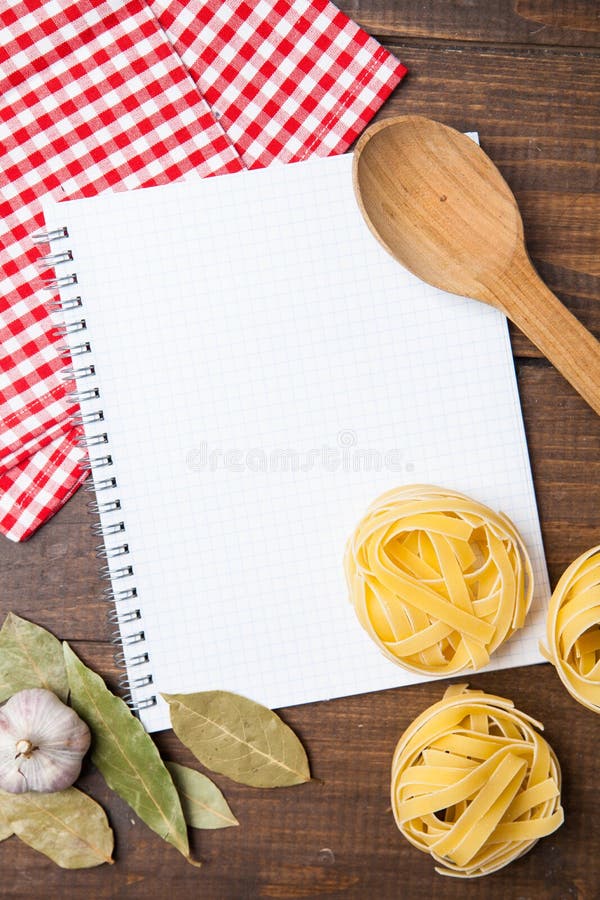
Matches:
[[391, 684, 563, 877], [344, 485, 533, 675], [541, 544, 600, 713]]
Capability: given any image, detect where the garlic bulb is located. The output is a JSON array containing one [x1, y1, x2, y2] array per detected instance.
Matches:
[[0, 688, 90, 793]]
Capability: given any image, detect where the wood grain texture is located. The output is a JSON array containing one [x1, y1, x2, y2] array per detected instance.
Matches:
[[338, 0, 600, 47], [1, 5, 599, 898]]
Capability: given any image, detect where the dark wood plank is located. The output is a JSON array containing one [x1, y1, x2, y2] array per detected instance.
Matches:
[[0, 500, 112, 643], [515, 360, 600, 584], [337, 0, 600, 48], [372, 42, 600, 358]]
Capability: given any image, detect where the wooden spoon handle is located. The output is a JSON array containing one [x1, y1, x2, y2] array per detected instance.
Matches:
[[487, 255, 600, 416]]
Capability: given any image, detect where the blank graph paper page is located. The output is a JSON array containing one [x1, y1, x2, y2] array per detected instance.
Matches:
[[45, 153, 549, 732]]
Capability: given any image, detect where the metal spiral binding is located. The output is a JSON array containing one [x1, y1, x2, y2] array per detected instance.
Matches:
[[120, 631, 146, 646], [89, 498, 121, 515], [61, 362, 95, 381], [59, 340, 90, 358], [92, 520, 125, 537], [108, 608, 141, 626], [115, 647, 148, 663], [104, 586, 137, 603], [99, 563, 133, 579], [39, 225, 156, 714], [76, 432, 108, 449], [44, 273, 78, 290], [80, 453, 113, 470], [33, 226, 69, 243], [96, 542, 129, 560], [68, 386, 100, 403], [72, 409, 104, 427], [120, 672, 154, 706], [54, 318, 86, 337], [38, 249, 73, 268], [86, 475, 117, 492]]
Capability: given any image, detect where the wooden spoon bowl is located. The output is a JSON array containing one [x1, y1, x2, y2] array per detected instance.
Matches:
[[353, 115, 600, 415]]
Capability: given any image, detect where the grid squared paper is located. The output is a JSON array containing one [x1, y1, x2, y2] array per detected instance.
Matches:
[[44, 154, 550, 732]]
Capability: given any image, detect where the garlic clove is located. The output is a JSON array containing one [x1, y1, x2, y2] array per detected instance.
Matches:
[[0, 721, 29, 793], [0, 688, 91, 794]]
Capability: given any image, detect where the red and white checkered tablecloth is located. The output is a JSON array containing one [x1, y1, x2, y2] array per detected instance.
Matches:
[[0, 0, 406, 541], [151, 0, 405, 168]]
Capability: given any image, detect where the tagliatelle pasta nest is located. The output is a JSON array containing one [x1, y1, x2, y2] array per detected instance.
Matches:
[[541, 544, 600, 713], [344, 485, 533, 675], [391, 684, 563, 877]]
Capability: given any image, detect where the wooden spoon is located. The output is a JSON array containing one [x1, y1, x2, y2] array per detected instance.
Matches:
[[353, 115, 600, 416]]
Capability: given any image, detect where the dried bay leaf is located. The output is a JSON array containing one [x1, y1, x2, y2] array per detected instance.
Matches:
[[62, 643, 194, 864], [0, 787, 113, 868], [0, 612, 68, 703], [163, 691, 311, 788], [166, 762, 239, 830]]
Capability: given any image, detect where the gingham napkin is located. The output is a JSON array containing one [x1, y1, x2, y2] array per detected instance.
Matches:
[[151, 0, 405, 167], [0, 0, 406, 541]]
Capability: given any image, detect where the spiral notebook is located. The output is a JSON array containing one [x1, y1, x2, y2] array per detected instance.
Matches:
[[40, 152, 550, 732]]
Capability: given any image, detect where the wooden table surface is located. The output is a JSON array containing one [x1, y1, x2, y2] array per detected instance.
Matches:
[[2, 2, 599, 898]]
